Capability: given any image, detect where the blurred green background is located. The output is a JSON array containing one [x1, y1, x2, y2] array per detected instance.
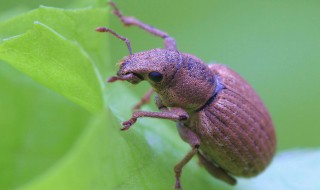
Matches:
[[0, 0, 320, 190]]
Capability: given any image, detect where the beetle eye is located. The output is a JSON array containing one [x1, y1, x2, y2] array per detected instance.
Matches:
[[148, 71, 163, 82]]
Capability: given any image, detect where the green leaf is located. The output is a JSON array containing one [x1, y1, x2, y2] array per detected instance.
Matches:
[[237, 149, 320, 190], [0, 7, 110, 76], [0, 19, 103, 113], [0, 63, 92, 190]]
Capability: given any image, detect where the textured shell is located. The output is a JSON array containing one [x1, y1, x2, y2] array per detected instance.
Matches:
[[189, 64, 276, 177]]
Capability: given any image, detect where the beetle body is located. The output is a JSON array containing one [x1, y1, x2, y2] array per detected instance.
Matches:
[[119, 48, 276, 178], [98, 2, 276, 189]]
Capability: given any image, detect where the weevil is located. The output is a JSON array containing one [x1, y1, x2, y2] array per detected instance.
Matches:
[[97, 1, 276, 189]]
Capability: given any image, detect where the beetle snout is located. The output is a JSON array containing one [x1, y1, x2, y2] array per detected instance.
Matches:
[[106, 66, 143, 84], [112, 61, 144, 84], [107, 72, 142, 84], [122, 72, 143, 84]]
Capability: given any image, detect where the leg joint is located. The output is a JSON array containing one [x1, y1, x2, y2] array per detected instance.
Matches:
[[174, 165, 181, 173]]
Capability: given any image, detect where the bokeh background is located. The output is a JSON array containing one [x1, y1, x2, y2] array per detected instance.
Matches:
[[1, 0, 320, 190]]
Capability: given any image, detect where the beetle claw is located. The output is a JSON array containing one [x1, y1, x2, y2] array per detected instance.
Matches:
[[121, 118, 137, 130], [174, 179, 183, 190], [120, 121, 131, 130], [120, 125, 130, 131]]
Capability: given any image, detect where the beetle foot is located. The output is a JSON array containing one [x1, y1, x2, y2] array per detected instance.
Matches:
[[121, 118, 137, 131], [174, 179, 183, 190]]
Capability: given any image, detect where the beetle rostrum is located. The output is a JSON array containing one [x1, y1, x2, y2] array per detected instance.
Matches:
[[97, 1, 276, 190]]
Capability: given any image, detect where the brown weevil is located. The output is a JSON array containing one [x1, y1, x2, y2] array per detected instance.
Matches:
[[97, 1, 276, 189]]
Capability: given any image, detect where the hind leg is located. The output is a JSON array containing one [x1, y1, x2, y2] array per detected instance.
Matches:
[[197, 152, 237, 185], [174, 123, 200, 190]]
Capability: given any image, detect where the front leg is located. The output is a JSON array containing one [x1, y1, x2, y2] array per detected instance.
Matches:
[[121, 108, 189, 131], [109, 1, 177, 50]]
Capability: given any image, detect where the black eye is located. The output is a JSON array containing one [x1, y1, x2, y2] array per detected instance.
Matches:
[[148, 71, 163, 82]]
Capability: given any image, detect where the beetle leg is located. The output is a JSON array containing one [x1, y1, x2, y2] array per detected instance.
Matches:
[[132, 88, 154, 110], [177, 123, 200, 148], [174, 147, 198, 190], [174, 124, 200, 190], [197, 152, 237, 185], [96, 27, 132, 55], [109, 1, 177, 50], [121, 108, 188, 130]]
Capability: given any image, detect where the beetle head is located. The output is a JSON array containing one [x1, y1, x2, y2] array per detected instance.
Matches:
[[110, 48, 182, 90]]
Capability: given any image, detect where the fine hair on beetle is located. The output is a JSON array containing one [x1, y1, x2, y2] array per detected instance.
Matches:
[[97, 1, 276, 190]]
